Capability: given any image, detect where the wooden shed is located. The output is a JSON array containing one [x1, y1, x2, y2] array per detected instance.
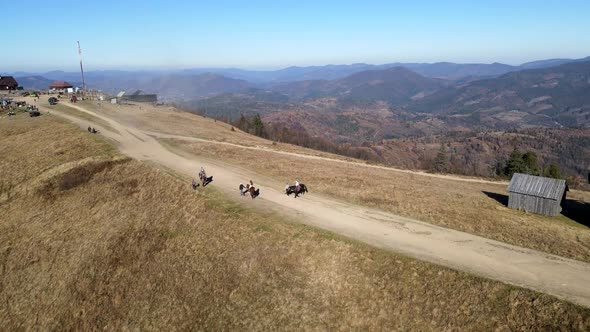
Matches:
[[507, 173, 568, 216]]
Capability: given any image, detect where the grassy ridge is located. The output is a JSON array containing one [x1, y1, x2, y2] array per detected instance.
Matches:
[[1, 113, 589, 330]]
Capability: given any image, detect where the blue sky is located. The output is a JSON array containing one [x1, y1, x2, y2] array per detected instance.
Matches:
[[3, 0, 590, 71]]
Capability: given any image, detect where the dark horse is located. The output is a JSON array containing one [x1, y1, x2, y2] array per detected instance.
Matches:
[[249, 186, 260, 199], [286, 183, 308, 198], [201, 176, 213, 187]]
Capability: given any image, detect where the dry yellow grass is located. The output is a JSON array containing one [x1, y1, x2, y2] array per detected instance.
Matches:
[[0, 112, 115, 202], [65, 100, 360, 160], [47, 102, 119, 133], [14, 100, 590, 262], [2, 104, 590, 330], [166, 139, 590, 263]]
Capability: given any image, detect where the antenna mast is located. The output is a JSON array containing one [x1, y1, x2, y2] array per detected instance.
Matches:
[[77, 41, 86, 91]]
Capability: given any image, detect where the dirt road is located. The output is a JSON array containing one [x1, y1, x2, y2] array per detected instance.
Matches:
[[41, 102, 590, 307]]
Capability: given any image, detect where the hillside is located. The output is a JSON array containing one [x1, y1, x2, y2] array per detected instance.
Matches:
[[184, 61, 590, 180], [3, 102, 590, 330], [409, 61, 590, 128], [14, 75, 54, 90], [36, 99, 590, 263], [189, 60, 590, 131], [405, 62, 515, 79], [260, 103, 590, 180], [269, 67, 445, 104], [145, 73, 253, 100], [375, 128, 590, 180]]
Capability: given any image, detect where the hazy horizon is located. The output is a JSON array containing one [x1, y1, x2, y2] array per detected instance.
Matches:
[[2, 0, 590, 72], [5, 55, 590, 75]]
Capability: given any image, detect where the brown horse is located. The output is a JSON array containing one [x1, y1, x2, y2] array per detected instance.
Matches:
[[249, 186, 260, 199]]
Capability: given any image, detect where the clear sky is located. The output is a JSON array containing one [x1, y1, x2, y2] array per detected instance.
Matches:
[[3, 0, 590, 71]]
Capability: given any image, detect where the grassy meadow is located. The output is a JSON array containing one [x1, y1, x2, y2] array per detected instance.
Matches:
[[1, 109, 590, 330]]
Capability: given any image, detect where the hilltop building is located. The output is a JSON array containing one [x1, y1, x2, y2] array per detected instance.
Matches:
[[507, 173, 568, 217], [0, 76, 18, 90], [110, 90, 158, 104], [123, 90, 157, 103], [49, 81, 74, 92]]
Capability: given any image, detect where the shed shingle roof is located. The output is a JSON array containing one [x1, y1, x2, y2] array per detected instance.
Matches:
[[0, 76, 18, 87], [507, 173, 567, 200], [49, 81, 73, 89]]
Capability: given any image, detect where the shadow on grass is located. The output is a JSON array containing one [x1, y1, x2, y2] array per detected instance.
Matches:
[[483, 191, 508, 206], [561, 199, 590, 227], [483, 191, 590, 227]]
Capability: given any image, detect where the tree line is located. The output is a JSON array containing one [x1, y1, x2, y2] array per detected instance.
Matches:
[[232, 114, 576, 185], [233, 114, 380, 161], [496, 149, 562, 179]]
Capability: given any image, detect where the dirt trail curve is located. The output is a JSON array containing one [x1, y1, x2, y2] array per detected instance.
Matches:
[[42, 102, 590, 307]]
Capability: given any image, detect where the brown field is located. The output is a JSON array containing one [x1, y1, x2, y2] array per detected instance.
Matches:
[[163, 139, 590, 263], [20, 98, 590, 263], [69, 100, 347, 154], [2, 109, 590, 330]]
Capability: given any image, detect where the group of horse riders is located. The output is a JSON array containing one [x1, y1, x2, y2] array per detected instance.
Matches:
[[192, 167, 307, 199]]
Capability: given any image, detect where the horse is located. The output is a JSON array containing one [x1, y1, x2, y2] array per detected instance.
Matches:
[[286, 183, 308, 198], [249, 186, 260, 199]]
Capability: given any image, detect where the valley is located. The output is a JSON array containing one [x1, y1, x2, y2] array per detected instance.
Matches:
[[180, 60, 590, 181]]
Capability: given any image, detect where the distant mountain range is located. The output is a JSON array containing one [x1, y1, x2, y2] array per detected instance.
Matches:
[[408, 61, 590, 128], [188, 59, 590, 134], [269, 67, 445, 104], [180, 56, 590, 82], [5, 56, 590, 131], [5, 56, 590, 94]]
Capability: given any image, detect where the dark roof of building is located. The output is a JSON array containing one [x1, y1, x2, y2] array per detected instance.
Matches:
[[508, 173, 567, 200], [49, 80, 73, 89], [0, 76, 18, 87]]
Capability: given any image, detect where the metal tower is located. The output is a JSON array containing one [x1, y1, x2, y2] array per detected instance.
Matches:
[[77, 41, 86, 91]]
